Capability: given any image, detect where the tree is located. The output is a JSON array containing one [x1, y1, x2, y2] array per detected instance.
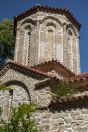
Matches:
[[0, 19, 15, 66]]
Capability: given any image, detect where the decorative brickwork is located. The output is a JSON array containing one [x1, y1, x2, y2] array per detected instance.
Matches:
[[14, 5, 80, 74], [1, 5, 88, 132], [0, 62, 88, 131]]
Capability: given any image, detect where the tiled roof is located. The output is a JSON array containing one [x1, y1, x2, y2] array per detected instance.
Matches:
[[0, 61, 52, 80], [31, 60, 76, 78], [1, 61, 88, 83], [68, 72, 88, 82], [14, 5, 81, 35], [48, 94, 88, 110], [1, 61, 88, 106]]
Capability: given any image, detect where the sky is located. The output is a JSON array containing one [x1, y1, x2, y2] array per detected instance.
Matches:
[[0, 0, 88, 73]]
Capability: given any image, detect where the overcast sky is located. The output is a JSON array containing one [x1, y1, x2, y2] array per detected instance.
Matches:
[[0, 0, 88, 73]]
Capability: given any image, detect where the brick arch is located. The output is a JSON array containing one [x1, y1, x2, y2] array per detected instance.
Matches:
[[66, 24, 78, 36], [18, 18, 36, 33], [40, 16, 63, 26], [20, 18, 36, 27], [66, 24, 78, 73], [4, 80, 31, 102], [0, 70, 35, 102], [46, 22, 56, 28], [20, 23, 33, 31], [39, 16, 63, 63]]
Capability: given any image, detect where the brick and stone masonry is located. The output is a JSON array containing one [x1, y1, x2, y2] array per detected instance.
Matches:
[[1, 5, 88, 132]]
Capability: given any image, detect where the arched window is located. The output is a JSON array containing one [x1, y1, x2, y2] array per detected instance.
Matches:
[[28, 32, 31, 64], [68, 30, 73, 43], [68, 29, 77, 73], [24, 25, 31, 65], [67, 29, 73, 70], [67, 29, 77, 73], [47, 30, 54, 60], [39, 22, 56, 62]]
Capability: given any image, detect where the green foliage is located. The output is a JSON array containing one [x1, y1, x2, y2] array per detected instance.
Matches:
[[0, 103, 38, 132], [0, 107, 2, 116], [51, 80, 78, 97], [0, 19, 15, 64], [0, 85, 10, 91], [0, 85, 38, 132]]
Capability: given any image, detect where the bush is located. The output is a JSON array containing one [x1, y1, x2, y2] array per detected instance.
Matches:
[[0, 103, 38, 132], [51, 80, 79, 97]]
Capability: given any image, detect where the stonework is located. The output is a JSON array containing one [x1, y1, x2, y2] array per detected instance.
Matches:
[[0, 68, 52, 107], [0, 5, 87, 132], [32, 108, 88, 132], [14, 10, 80, 74], [0, 65, 88, 132]]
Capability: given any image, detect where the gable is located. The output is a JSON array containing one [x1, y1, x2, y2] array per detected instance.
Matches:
[[31, 60, 75, 79], [0, 61, 51, 80], [0, 61, 53, 109]]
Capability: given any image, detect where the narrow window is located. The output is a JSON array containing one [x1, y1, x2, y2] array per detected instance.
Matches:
[[68, 29, 73, 70], [47, 30, 53, 60], [68, 30, 72, 43], [28, 32, 31, 63]]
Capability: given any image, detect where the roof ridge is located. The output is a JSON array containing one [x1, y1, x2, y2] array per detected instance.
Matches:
[[49, 94, 88, 110], [67, 72, 88, 83], [31, 59, 75, 76], [52, 59, 75, 75], [0, 61, 53, 80]]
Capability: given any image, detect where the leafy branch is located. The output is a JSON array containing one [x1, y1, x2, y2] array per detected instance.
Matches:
[[50, 80, 79, 97], [0, 103, 38, 132]]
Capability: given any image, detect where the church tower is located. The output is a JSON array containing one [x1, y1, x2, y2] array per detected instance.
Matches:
[[14, 5, 81, 74]]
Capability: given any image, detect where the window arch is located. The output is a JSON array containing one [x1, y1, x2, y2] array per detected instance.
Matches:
[[40, 16, 62, 27], [24, 25, 31, 31], [39, 17, 63, 62], [46, 22, 56, 28], [24, 25, 31, 65], [67, 28, 77, 73], [19, 24, 32, 65], [66, 24, 77, 36], [68, 29, 73, 45], [46, 25, 55, 61], [20, 18, 36, 28], [67, 29, 73, 70]]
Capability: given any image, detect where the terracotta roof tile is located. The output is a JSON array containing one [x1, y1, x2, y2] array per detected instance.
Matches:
[[31, 59, 75, 78], [1, 61, 88, 108], [14, 5, 81, 35], [69, 72, 88, 82], [48, 94, 88, 110], [0, 61, 53, 80]]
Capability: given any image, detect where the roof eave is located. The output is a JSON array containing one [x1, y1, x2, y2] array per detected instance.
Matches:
[[13, 5, 81, 35]]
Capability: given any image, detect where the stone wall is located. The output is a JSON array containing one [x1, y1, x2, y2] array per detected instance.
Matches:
[[0, 69, 52, 106], [0, 85, 29, 120], [33, 108, 88, 132], [0, 69, 88, 131], [0, 68, 52, 121], [0, 68, 53, 110]]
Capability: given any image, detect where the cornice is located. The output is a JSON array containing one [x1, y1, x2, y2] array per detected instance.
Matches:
[[0, 61, 52, 80], [14, 5, 81, 35]]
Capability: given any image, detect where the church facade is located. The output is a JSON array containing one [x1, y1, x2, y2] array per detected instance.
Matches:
[[0, 5, 88, 132]]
